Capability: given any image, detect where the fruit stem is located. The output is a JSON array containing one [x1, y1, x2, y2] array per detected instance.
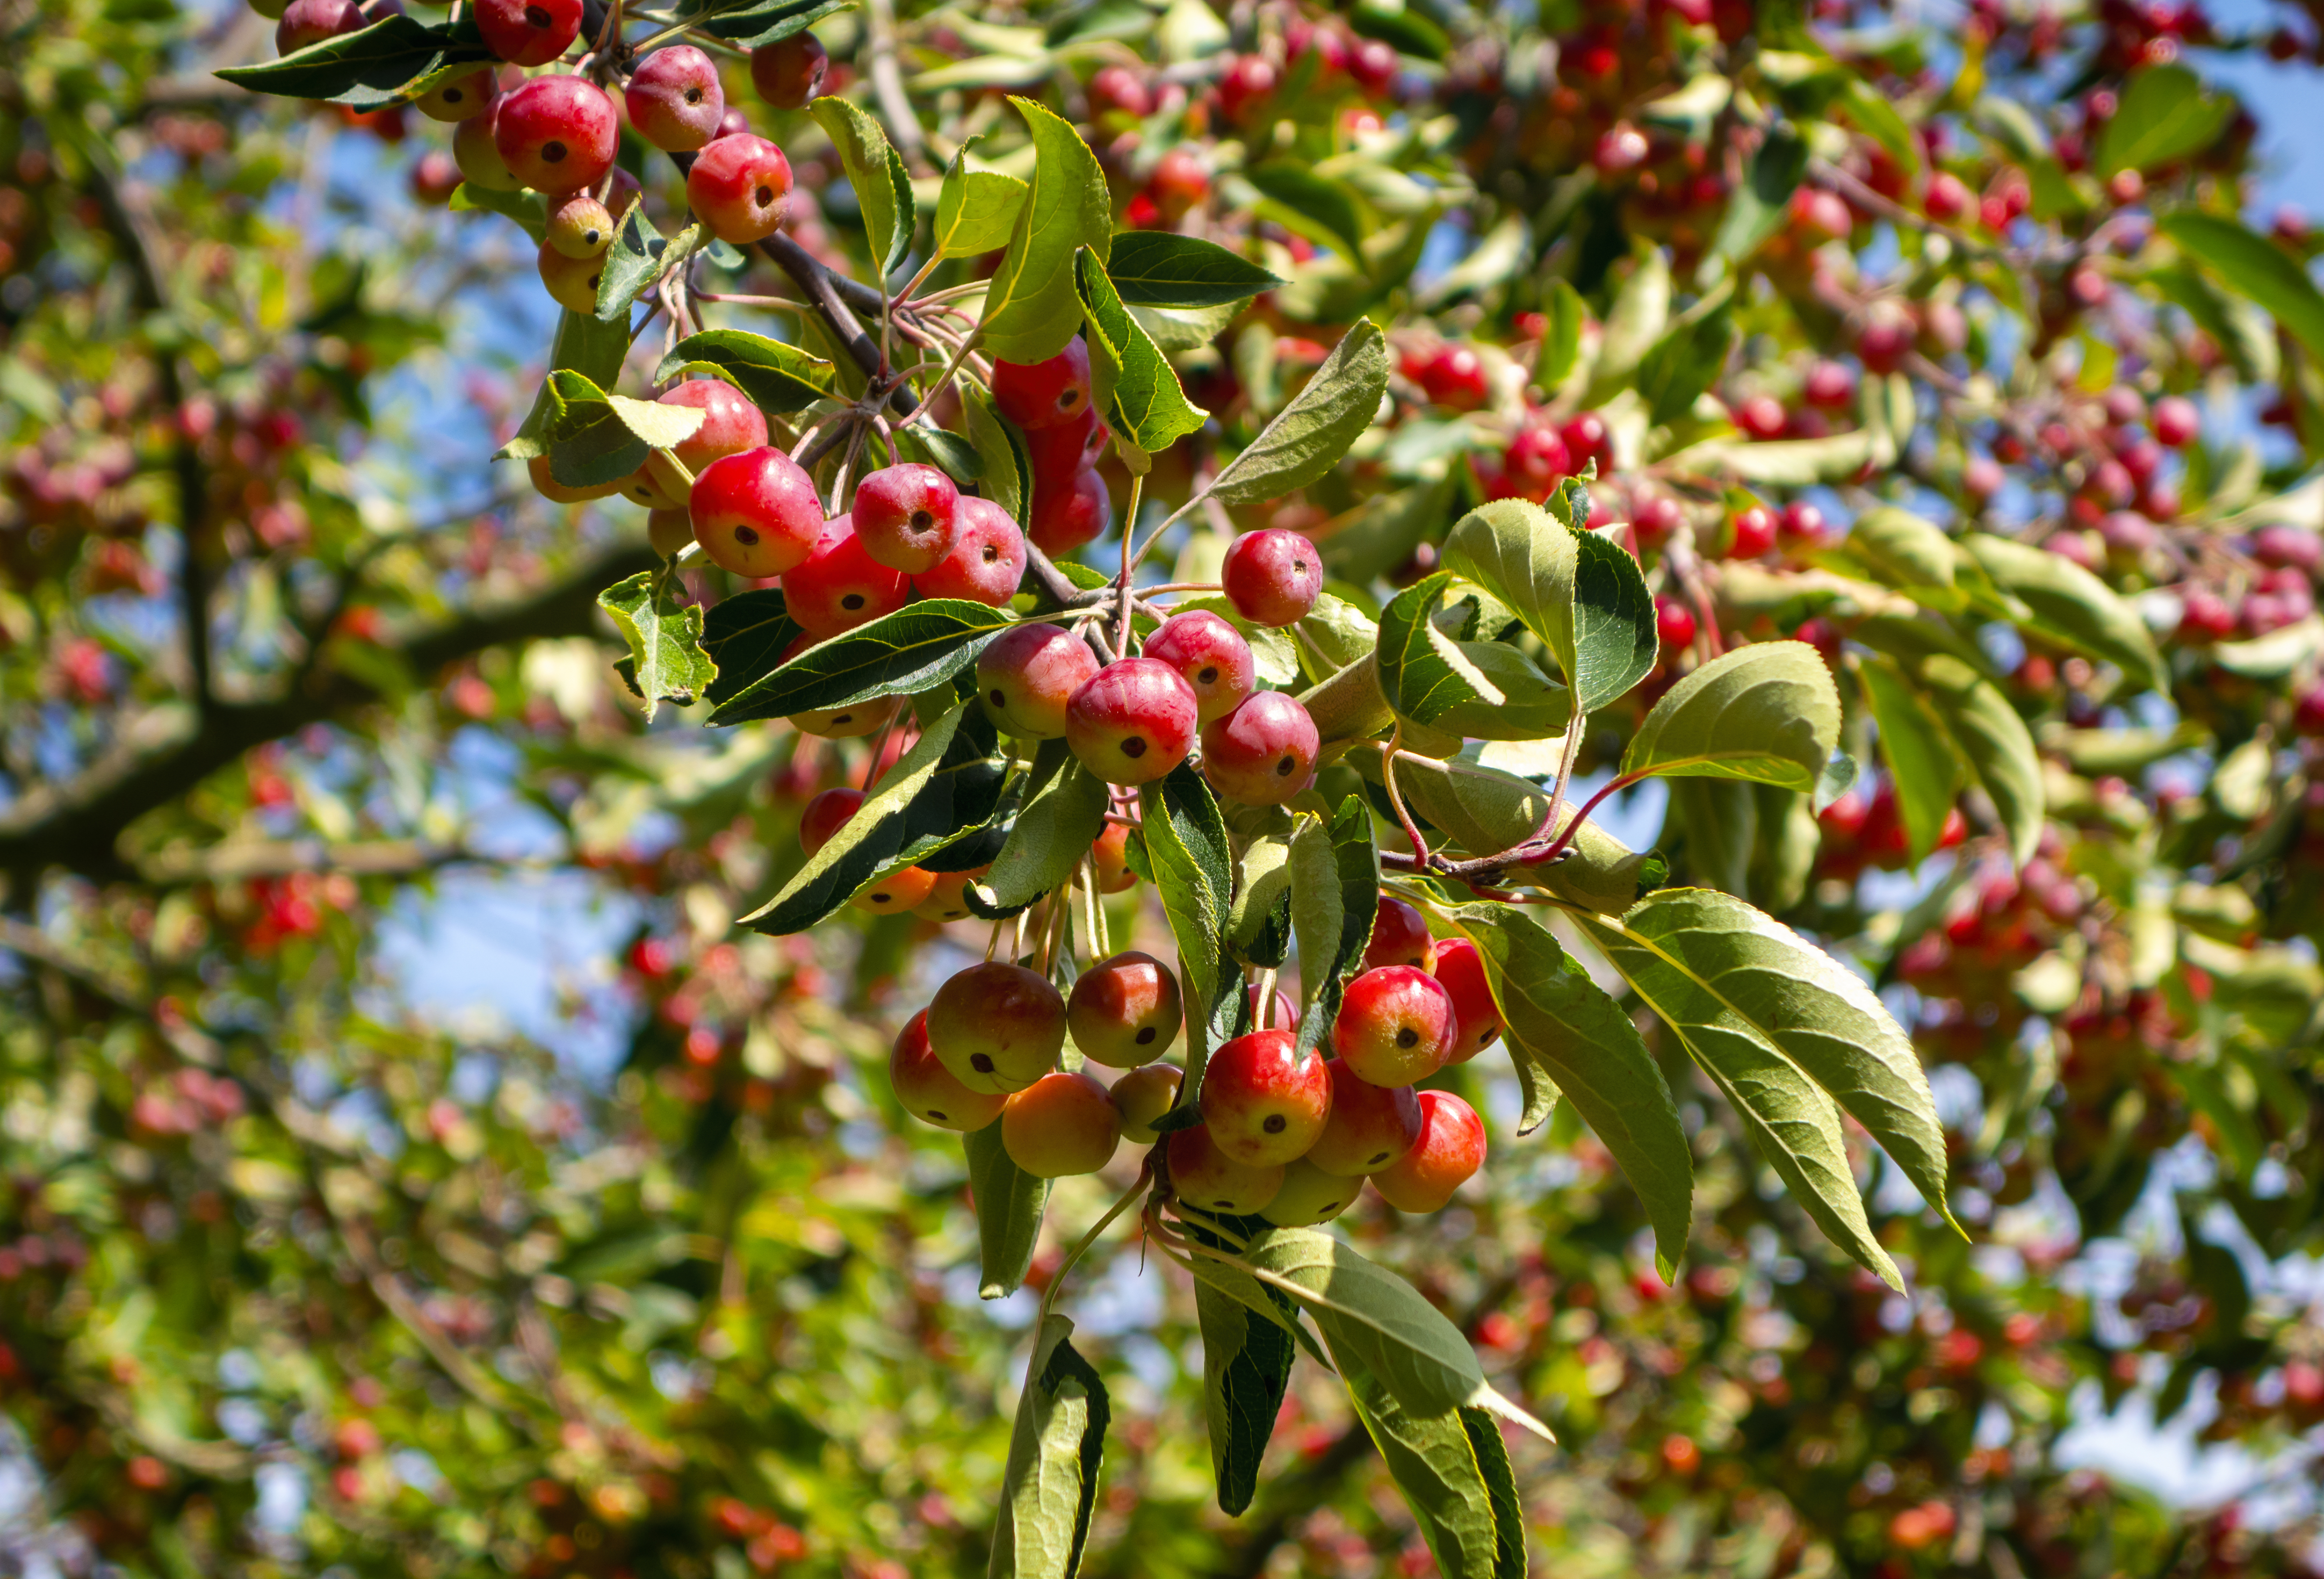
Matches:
[[1115, 471, 1145, 655], [1379, 727, 1431, 869], [1034, 1164, 1154, 1331]]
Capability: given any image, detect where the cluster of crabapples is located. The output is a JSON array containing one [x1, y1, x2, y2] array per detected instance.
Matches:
[[890, 895, 1497, 1224]]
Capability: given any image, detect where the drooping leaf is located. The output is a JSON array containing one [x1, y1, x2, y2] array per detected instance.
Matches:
[[1288, 797, 1380, 1051], [810, 95, 915, 279], [1102, 232, 1284, 308], [683, 0, 857, 47], [2160, 209, 2324, 368], [598, 571, 717, 721], [935, 143, 1030, 259], [1205, 319, 1390, 506], [1140, 763, 1236, 1100], [214, 14, 489, 109], [1855, 654, 1963, 864], [508, 309, 631, 445], [1074, 249, 1209, 454], [1964, 532, 2169, 693], [1374, 571, 1569, 741], [654, 329, 836, 413], [961, 385, 1027, 523], [972, 757, 1109, 914], [1915, 653, 2044, 868], [988, 1315, 1109, 1579], [1193, 1276, 1296, 1517], [1622, 641, 1843, 792], [710, 600, 1018, 723], [594, 206, 688, 326], [700, 588, 803, 706], [2097, 65, 2234, 176], [1537, 277, 1586, 391], [1634, 305, 1737, 425], [1842, 506, 1979, 610], [963, 1118, 1051, 1300], [1587, 242, 1671, 400], [1326, 1335, 1527, 1579], [1240, 1228, 1484, 1418], [981, 98, 1114, 364]]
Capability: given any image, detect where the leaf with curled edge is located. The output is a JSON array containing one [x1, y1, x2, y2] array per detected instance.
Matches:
[[970, 759, 1108, 918], [1326, 1334, 1529, 1579], [963, 1119, 1049, 1301], [987, 1315, 1109, 1579], [809, 95, 914, 279], [1206, 319, 1389, 506], [1141, 763, 1236, 1107], [1288, 798, 1379, 1052], [1239, 1227, 1483, 1419], [654, 329, 835, 414], [1193, 1274, 1296, 1517], [599, 571, 717, 722], [710, 600, 1018, 723], [1622, 641, 1843, 792]]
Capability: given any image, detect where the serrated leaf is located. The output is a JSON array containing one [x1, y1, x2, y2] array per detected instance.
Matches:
[[964, 1118, 1051, 1299], [531, 371, 708, 488], [1289, 798, 1380, 1051], [450, 182, 548, 243], [509, 311, 631, 448], [1622, 641, 1842, 792], [1141, 763, 1236, 1102], [1376, 571, 1570, 740], [214, 14, 485, 109], [1194, 1275, 1296, 1516], [1963, 532, 2168, 693], [2098, 64, 2233, 176], [1102, 231, 1283, 308], [700, 588, 802, 705], [810, 95, 913, 279], [686, 0, 856, 48], [598, 571, 717, 722], [1326, 1338, 1526, 1579], [594, 205, 671, 325], [1075, 249, 1208, 454], [988, 1315, 1108, 1579], [935, 144, 1029, 259], [1915, 653, 2043, 868], [1856, 655, 1962, 864], [982, 98, 1114, 364], [973, 760, 1109, 915], [711, 600, 1018, 723], [1708, 122, 1807, 269], [654, 329, 835, 413], [1241, 1228, 1483, 1417], [1206, 319, 1389, 506]]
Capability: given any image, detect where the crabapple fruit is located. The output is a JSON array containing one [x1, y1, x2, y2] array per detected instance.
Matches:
[[416, 66, 496, 122], [1002, 1072, 1121, 1177], [1164, 1125, 1284, 1215], [545, 192, 613, 258], [2152, 395, 2200, 447], [1331, 965, 1455, 1087], [781, 515, 911, 637], [927, 961, 1068, 1094], [1221, 530, 1323, 627], [851, 463, 959, 574], [914, 495, 1025, 605], [453, 106, 521, 189], [1090, 822, 1137, 892], [1260, 1158, 1360, 1227], [689, 446, 823, 577], [536, 241, 604, 313], [526, 454, 620, 503], [493, 75, 617, 195], [853, 862, 936, 913], [1109, 1063, 1183, 1144], [1655, 595, 1697, 649], [977, 623, 1100, 739], [626, 46, 724, 151], [791, 692, 899, 741], [1066, 950, 1183, 1068], [1429, 937, 1501, 1062], [1066, 657, 1200, 785], [476, 0, 579, 65], [620, 380, 770, 508], [1725, 502, 1778, 559], [1142, 610, 1255, 724], [1086, 64, 1152, 120], [992, 340, 1093, 431], [890, 1011, 1006, 1132], [798, 787, 863, 856], [646, 507, 694, 558], [1304, 1057, 1421, 1176], [913, 868, 985, 923], [687, 132, 794, 244], [1025, 405, 1106, 480], [1198, 1029, 1331, 1166], [1362, 895, 1436, 972], [276, 0, 361, 53], [750, 33, 827, 109], [1369, 1090, 1486, 1212], [1201, 691, 1319, 806], [1028, 467, 1111, 556]]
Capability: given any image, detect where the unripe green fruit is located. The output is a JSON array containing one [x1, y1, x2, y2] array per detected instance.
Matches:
[[1066, 950, 1182, 1067], [889, 1010, 1005, 1132], [927, 961, 1067, 1094], [453, 112, 522, 191], [1164, 1125, 1282, 1215], [788, 693, 898, 739], [1001, 1071, 1121, 1177], [647, 508, 693, 558], [536, 241, 602, 313], [416, 66, 495, 122], [1109, 1063, 1182, 1144], [1259, 1158, 1358, 1226], [546, 193, 614, 259]]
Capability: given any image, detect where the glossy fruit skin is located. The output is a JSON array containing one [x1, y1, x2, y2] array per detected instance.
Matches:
[[927, 961, 1067, 1095], [1165, 1125, 1284, 1215], [914, 495, 1025, 605], [782, 515, 911, 638], [277, 0, 362, 52], [689, 446, 824, 577], [1066, 658, 1200, 786], [1726, 503, 1778, 559], [1331, 965, 1455, 1087], [1002, 1072, 1121, 1177], [1429, 937, 1502, 1063], [890, 1010, 1006, 1132], [1202, 691, 1319, 807], [625, 46, 725, 151], [1028, 467, 1110, 556], [1090, 822, 1137, 892], [536, 241, 604, 312], [790, 692, 897, 740], [1260, 1158, 1360, 1227], [493, 76, 617, 195], [1222, 530, 1323, 627], [526, 454, 621, 503], [1143, 611, 1255, 724], [1087, 64, 1153, 120], [546, 192, 613, 257], [646, 508, 694, 558], [1199, 1029, 1331, 1166], [749, 33, 827, 109], [977, 623, 1099, 739], [687, 132, 794, 244], [1248, 982, 1297, 1035], [416, 65, 496, 122], [992, 341, 1094, 431], [453, 109, 521, 190], [475, 0, 579, 64], [1067, 951, 1183, 1068], [852, 463, 959, 574], [1025, 404, 1105, 479], [1369, 1090, 1486, 1212], [1655, 595, 1697, 650], [1305, 1058, 1421, 1176], [2152, 395, 2200, 447], [1109, 1063, 1182, 1143], [1362, 895, 1436, 972], [621, 381, 771, 508], [798, 787, 863, 857], [851, 863, 937, 914]]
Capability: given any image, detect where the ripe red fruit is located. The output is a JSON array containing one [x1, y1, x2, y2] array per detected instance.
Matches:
[[621, 380, 771, 508], [890, 1010, 1006, 1132], [1199, 1029, 1330, 1165], [1067, 657, 1200, 785], [493, 75, 617, 195], [1304, 1058, 1422, 1176], [1802, 361, 1855, 409], [1067, 950, 1183, 1068], [977, 622, 1100, 739], [782, 515, 911, 637], [1412, 344, 1490, 410], [1002, 1071, 1121, 1177], [1501, 422, 1570, 498], [1430, 937, 1501, 1062], [1026, 404, 1106, 478], [475, 0, 579, 64], [1370, 1090, 1486, 1212], [416, 65, 496, 122], [1655, 595, 1697, 649], [1216, 53, 1277, 124], [1086, 64, 1153, 120], [1202, 691, 1320, 806], [1363, 896, 1436, 972], [1560, 411, 1612, 474], [798, 787, 863, 856], [1260, 1158, 1361, 1226], [689, 446, 823, 577], [914, 495, 1025, 605], [1221, 530, 1323, 627], [626, 46, 725, 152], [1110, 1063, 1183, 1144], [913, 868, 984, 923], [1733, 393, 1788, 439], [409, 149, 463, 204], [277, 0, 363, 52], [1332, 965, 1455, 1087], [1143, 610, 1255, 725], [851, 463, 959, 574], [1779, 501, 1828, 546], [687, 132, 794, 244], [2152, 394, 2200, 447], [1349, 36, 1397, 94], [1149, 146, 1209, 217], [992, 341, 1094, 431], [749, 32, 827, 109], [1028, 467, 1111, 556], [1726, 503, 1778, 559], [927, 961, 1067, 1094], [1924, 170, 1970, 221], [1165, 1125, 1283, 1214]]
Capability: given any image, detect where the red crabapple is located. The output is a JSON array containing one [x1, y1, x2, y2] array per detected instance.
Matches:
[[410, 150, 462, 204], [276, 0, 362, 53], [1304, 1058, 1421, 1176], [914, 495, 1025, 605], [1331, 965, 1455, 1087], [1002, 1072, 1121, 1177], [2153, 395, 2200, 447], [1025, 405, 1106, 480], [1429, 937, 1501, 1062], [977, 623, 1099, 739], [689, 446, 824, 577], [890, 1010, 1006, 1132], [1924, 170, 1970, 221], [1109, 1063, 1182, 1144], [1561, 411, 1612, 473], [1630, 492, 1683, 544], [1149, 146, 1209, 217], [621, 380, 770, 508], [453, 110, 520, 190], [416, 66, 496, 122], [535, 242, 603, 312], [1216, 53, 1277, 124], [1260, 1158, 1360, 1226], [750, 33, 827, 109], [1067, 950, 1183, 1068], [647, 507, 694, 558], [545, 192, 613, 257], [1165, 1125, 1284, 1214], [1655, 595, 1696, 650], [1725, 502, 1778, 559], [1222, 530, 1323, 627], [1802, 361, 1854, 409], [625, 46, 725, 151], [1362, 895, 1436, 972], [992, 341, 1094, 431], [1779, 501, 1828, 546], [781, 515, 911, 637], [1201, 691, 1319, 806], [851, 463, 959, 574], [1086, 64, 1153, 120], [791, 693, 898, 740], [1028, 467, 1111, 556], [1350, 35, 1396, 93], [1091, 822, 1137, 892], [1067, 658, 1200, 785], [476, 0, 579, 65], [798, 787, 863, 856], [927, 962, 1068, 1094], [1369, 1090, 1486, 1212], [1198, 1029, 1331, 1166], [493, 75, 617, 195], [687, 132, 794, 244], [1143, 610, 1255, 724]]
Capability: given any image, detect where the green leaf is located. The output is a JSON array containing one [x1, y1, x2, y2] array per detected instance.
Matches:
[[1856, 655, 1962, 864], [1140, 763, 1236, 1100], [1194, 1275, 1296, 1516], [961, 385, 1027, 523], [699, 588, 802, 705], [1102, 232, 1283, 308], [1326, 1340, 1526, 1579], [598, 571, 718, 722], [1666, 430, 1876, 486], [1635, 306, 1737, 425], [2098, 65, 2233, 176], [1204, 320, 1388, 506], [1964, 533, 2168, 694], [1127, 299, 1242, 352], [508, 311, 632, 447], [654, 329, 836, 413], [594, 206, 683, 326], [1244, 163, 1366, 261], [1438, 904, 1691, 1276], [973, 759, 1109, 914], [1537, 278, 1586, 391], [1074, 250, 1209, 454], [214, 15, 486, 109], [810, 96, 914, 280], [518, 370, 709, 488], [988, 1315, 1109, 1579], [1375, 571, 1568, 741], [1588, 243, 1670, 401], [710, 600, 1018, 723], [2158, 210, 2324, 369], [1240, 1228, 1483, 1417], [1840, 78, 1921, 178], [683, 0, 856, 47], [1622, 641, 1843, 792], [450, 182, 547, 243], [1915, 653, 2043, 868], [935, 145, 1029, 259], [1843, 506, 1978, 610], [1708, 123, 1808, 269], [981, 97, 1114, 364], [1288, 798, 1381, 1051], [963, 1118, 1051, 1300]]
